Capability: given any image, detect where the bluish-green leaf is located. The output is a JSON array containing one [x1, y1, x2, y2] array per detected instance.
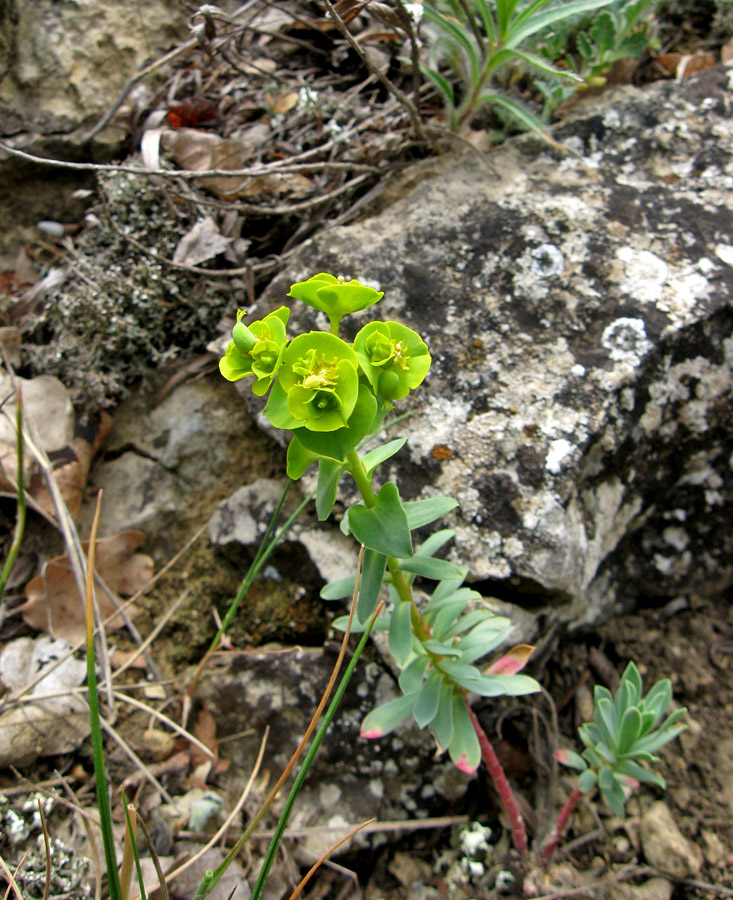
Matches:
[[436, 658, 483, 692], [422, 639, 463, 657], [441, 608, 494, 641], [425, 586, 481, 615], [349, 482, 413, 558], [617, 706, 643, 756], [414, 670, 443, 728], [316, 459, 345, 520], [557, 748, 588, 771], [389, 600, 414, 666], [361, 438, 407, 477], [399, 654, 430, 695], [620, 661, 642, 706], [357, 549, 388, 624], [598, 766, 626, 816], [321, 577, 355, 601], [474, 91, 551, 140], [361, 693, 417, 739], [405, 496, 459, 530], [398, 556, 466, 581], [431, 602, 469, 640], [332, 614, 389, 633], [416, 529, 456, 559], [477, 673, 540, 697], [431, 680, 455, 750], [578, 768, 597, 792], [449, 694, 481, 774], [615, 758, 665, 788]]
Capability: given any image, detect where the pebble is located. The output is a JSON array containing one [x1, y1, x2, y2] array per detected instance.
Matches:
[[640, 801, 702, 878]]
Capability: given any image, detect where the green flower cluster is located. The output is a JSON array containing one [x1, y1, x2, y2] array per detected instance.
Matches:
[[219, 273, 431, 475]]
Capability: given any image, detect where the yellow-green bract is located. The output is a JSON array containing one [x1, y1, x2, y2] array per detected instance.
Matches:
[[288, 272, 383, 331], [277, 331, 360, 432], [219, 306, 290, 396], [354, 321, 431, 402]]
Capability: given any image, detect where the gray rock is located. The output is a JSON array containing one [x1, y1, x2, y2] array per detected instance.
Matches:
[[80, 374, 281, 556], [238, 68, 733, 633], [640, 801, 702, 878]]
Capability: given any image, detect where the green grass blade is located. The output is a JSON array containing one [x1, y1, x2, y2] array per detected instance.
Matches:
[[507, 0, 616, 48], [0, 391, 27, 603], [424, 4, 481, 86]]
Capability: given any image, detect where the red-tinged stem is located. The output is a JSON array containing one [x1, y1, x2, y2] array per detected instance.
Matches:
[[540, 786, 582, 866], [465, 698, 528, 854]]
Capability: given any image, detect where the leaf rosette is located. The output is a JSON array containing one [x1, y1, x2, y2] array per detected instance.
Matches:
[[219, 306, 290, 396], [288, 273, 383, 331], [275, 331, 361, 432], [354, 321, 431, 402]]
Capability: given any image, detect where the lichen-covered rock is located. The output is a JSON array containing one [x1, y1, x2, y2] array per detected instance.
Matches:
[[238, 67, 733, 630]]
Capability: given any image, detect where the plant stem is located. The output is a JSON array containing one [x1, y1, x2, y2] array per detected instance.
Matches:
[[540, 786, 582, 865], [465, 698, 528, 853], [345, 449, 428, 635]]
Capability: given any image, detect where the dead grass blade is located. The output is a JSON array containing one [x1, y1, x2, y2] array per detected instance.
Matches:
[[287, 818, 374, 900]]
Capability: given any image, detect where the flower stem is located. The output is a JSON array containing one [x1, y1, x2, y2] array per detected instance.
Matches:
[[465, 698, 528, 854], [345, 449, 429, 638], [540, 786, 582, 865]]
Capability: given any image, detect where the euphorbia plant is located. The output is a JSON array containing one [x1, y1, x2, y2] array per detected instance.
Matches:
[[220, 272, 540, 851], [542, 661, 687, 863]]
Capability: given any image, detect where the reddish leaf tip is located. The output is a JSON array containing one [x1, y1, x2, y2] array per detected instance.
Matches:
[[455, 753, 478, 775]]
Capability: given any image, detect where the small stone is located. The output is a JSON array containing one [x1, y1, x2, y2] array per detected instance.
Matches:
[[640, 802, 702, 878], [700, 828, 726, 866], [610, 876, 673, 900]]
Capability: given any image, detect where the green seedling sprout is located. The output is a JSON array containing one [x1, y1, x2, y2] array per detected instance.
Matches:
[[542, 661, 687, 863], [419, 0, 617, 135]]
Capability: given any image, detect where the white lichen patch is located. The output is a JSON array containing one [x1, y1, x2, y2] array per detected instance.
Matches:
[[408, 395, 471, 461], [602, 317, 653, 364], [617, 247, 669, 302], [546, 439, 575, 474]]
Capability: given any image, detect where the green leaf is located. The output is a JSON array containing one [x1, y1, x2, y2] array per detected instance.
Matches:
[[425, 586, 481, 615], [414, 670, 443, 728], [357, 550, 388, 624], [287, 437, 327, 480], [615, 758, 665, 789], [361, 693, 416, 739], [416, 529, 456, 559], [449, 694, 481, 774], [431, 680, 455, 750], [321, 576, 355, 601], [642, 679, 672, 725], [349, 482, 413, 558], [506, 0, 616, 48], [389, 601, 414, 665], [473, 0, 497, 44], [422, 638, 463, 657], [620, 662, 642, 705], [332, 614, 389, 633], [598, 766, 626, 816], [502, 49, 583, 82], [361, 438, 407, 477], [399, 654, 430, 695], [578, 768, 597, 792], [398, 556, 466, 581], [617, 707, 643, 755], [419, 64, 456, 111], [556, 748, 588, 771], [423, 5, 481, 86], [576, 30, 594, 61], [474, 91, 552, 141], [436, 658, 483, 691], [633, 721, 687, 755], [441, 608, 494, 641], [431, 602, 470, 640], [589, 10, 615, 55], [596, 696, 619, 747], [405, 496, 459, 530], [477, 673, 540, 696], [316, 459, 345, 520]]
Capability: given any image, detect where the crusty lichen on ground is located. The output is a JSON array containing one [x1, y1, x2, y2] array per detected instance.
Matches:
[[23, 169, 233, 410]]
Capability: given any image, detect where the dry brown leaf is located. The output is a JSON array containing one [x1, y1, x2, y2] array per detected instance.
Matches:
[[173, 216, 231, 267], [18, 531, 153, 644], [722, 39, 733, 66], [655, 50, 716, 78], [191, 703, 218, 769]]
